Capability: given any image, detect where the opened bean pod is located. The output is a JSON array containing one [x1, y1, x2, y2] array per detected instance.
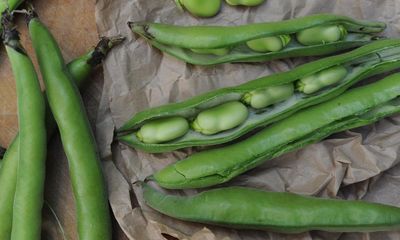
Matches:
[[143, 183, 400, 233], [129, 14, 385, 65], [152, 73, 400, 189], [117, 39, 400, 153]]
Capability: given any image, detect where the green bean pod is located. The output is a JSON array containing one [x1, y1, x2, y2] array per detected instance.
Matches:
[[129, 14, 386, 65], [117, 39, 400, 153], [175, 0, 221, 18], [0, 36, 123, 240], [28, 15, 111, 239], [225, 0, 265, 6], [152, 73, 400, 189], [2, 17, 47, 240], [143, 183, 400, 233]]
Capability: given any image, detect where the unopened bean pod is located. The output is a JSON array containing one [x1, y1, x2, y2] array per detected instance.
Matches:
[[152, 73, 400, 189], [143, 183, 400, 233], [117, 39, 400, 153], [0, 36, 123, 239], [129, 14, 385, 65]]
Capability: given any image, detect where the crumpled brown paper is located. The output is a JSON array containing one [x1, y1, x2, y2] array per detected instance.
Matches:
[[95, 0, 400, 239]]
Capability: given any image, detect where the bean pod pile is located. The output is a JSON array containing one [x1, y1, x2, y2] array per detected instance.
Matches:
[[1, 0, 400, 239], [122, 3, 400, 236]]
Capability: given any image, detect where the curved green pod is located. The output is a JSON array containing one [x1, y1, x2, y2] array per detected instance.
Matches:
[[143, 183, 400, 233], [129, 14, 386, 65], [117, 39, 400, 153], [175, 0, 221, 18], [225, 0, 265, 6], [152, 73, 400, 189]]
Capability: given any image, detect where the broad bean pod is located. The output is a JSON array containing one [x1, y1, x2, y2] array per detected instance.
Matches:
[[129, 14, 386, 65], [2, 16, 47, 240], [27, 12, 113, 239], [118, 39, 400, 153], [143, 183, 400, 233], [0, 36, 123, 239], [152, 73, 400, 189]]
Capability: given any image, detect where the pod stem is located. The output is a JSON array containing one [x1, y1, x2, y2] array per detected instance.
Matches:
[[128, 21, 154, 39], [87, 35, 125, 66], [1, 10, 25, 54]]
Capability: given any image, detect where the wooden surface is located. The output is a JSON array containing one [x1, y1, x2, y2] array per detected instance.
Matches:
[[0, 1, 128, 239]]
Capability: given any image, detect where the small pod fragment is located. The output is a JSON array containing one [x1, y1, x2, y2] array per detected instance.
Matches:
[[297, 65, 348, 94], [129, 14, 386, 65], [143, 183, 400, 233], [192, 101, 249, 135], [246, 35, 291, 52], [175, 0, 221, 18], [296, 25, 347, 46], [152, 73, 400, 189], [225, 0, 265, 6], [191, 47, 230, 56], [137, 117, 189, 143], [242, 84, 294, 109], [117, 39, 400, 153]]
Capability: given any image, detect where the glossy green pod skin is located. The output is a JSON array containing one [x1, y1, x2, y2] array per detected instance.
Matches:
[[192, 101, 249, 135], [28, 16, 111, 239], [297, 65, 348, 94], [296, 25, 347, 46], [246, 35, 291, 53], [190, 47, 230, 56], [175, 0, 221, 18], [243, 84, 294, 109], [137, 117, 190, 143], [0, 36, 123, 240], [225, 0, 265, 6], [117, 39, 400, 153], [143, 183, 400, 233], [3, 21, 47, 240], [129, 14, 386, 65], [152, 73, 400, 189]]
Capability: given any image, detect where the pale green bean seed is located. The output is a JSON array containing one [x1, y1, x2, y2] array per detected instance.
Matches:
[[137, 117, 189, 143], [243, 84, 294, 109], [297, 65, 348, 94], [296, 25, 347, 46], [177, 0, 221, 18], [192, 101, 249, 135], [191, 47, 230, 56], [246, 35, 291, 53], [225, 0, 265, 6]]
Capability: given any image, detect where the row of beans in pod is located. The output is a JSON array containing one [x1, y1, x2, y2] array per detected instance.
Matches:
[[117, 39, 400, 153], [129, 14, 386, 65]]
